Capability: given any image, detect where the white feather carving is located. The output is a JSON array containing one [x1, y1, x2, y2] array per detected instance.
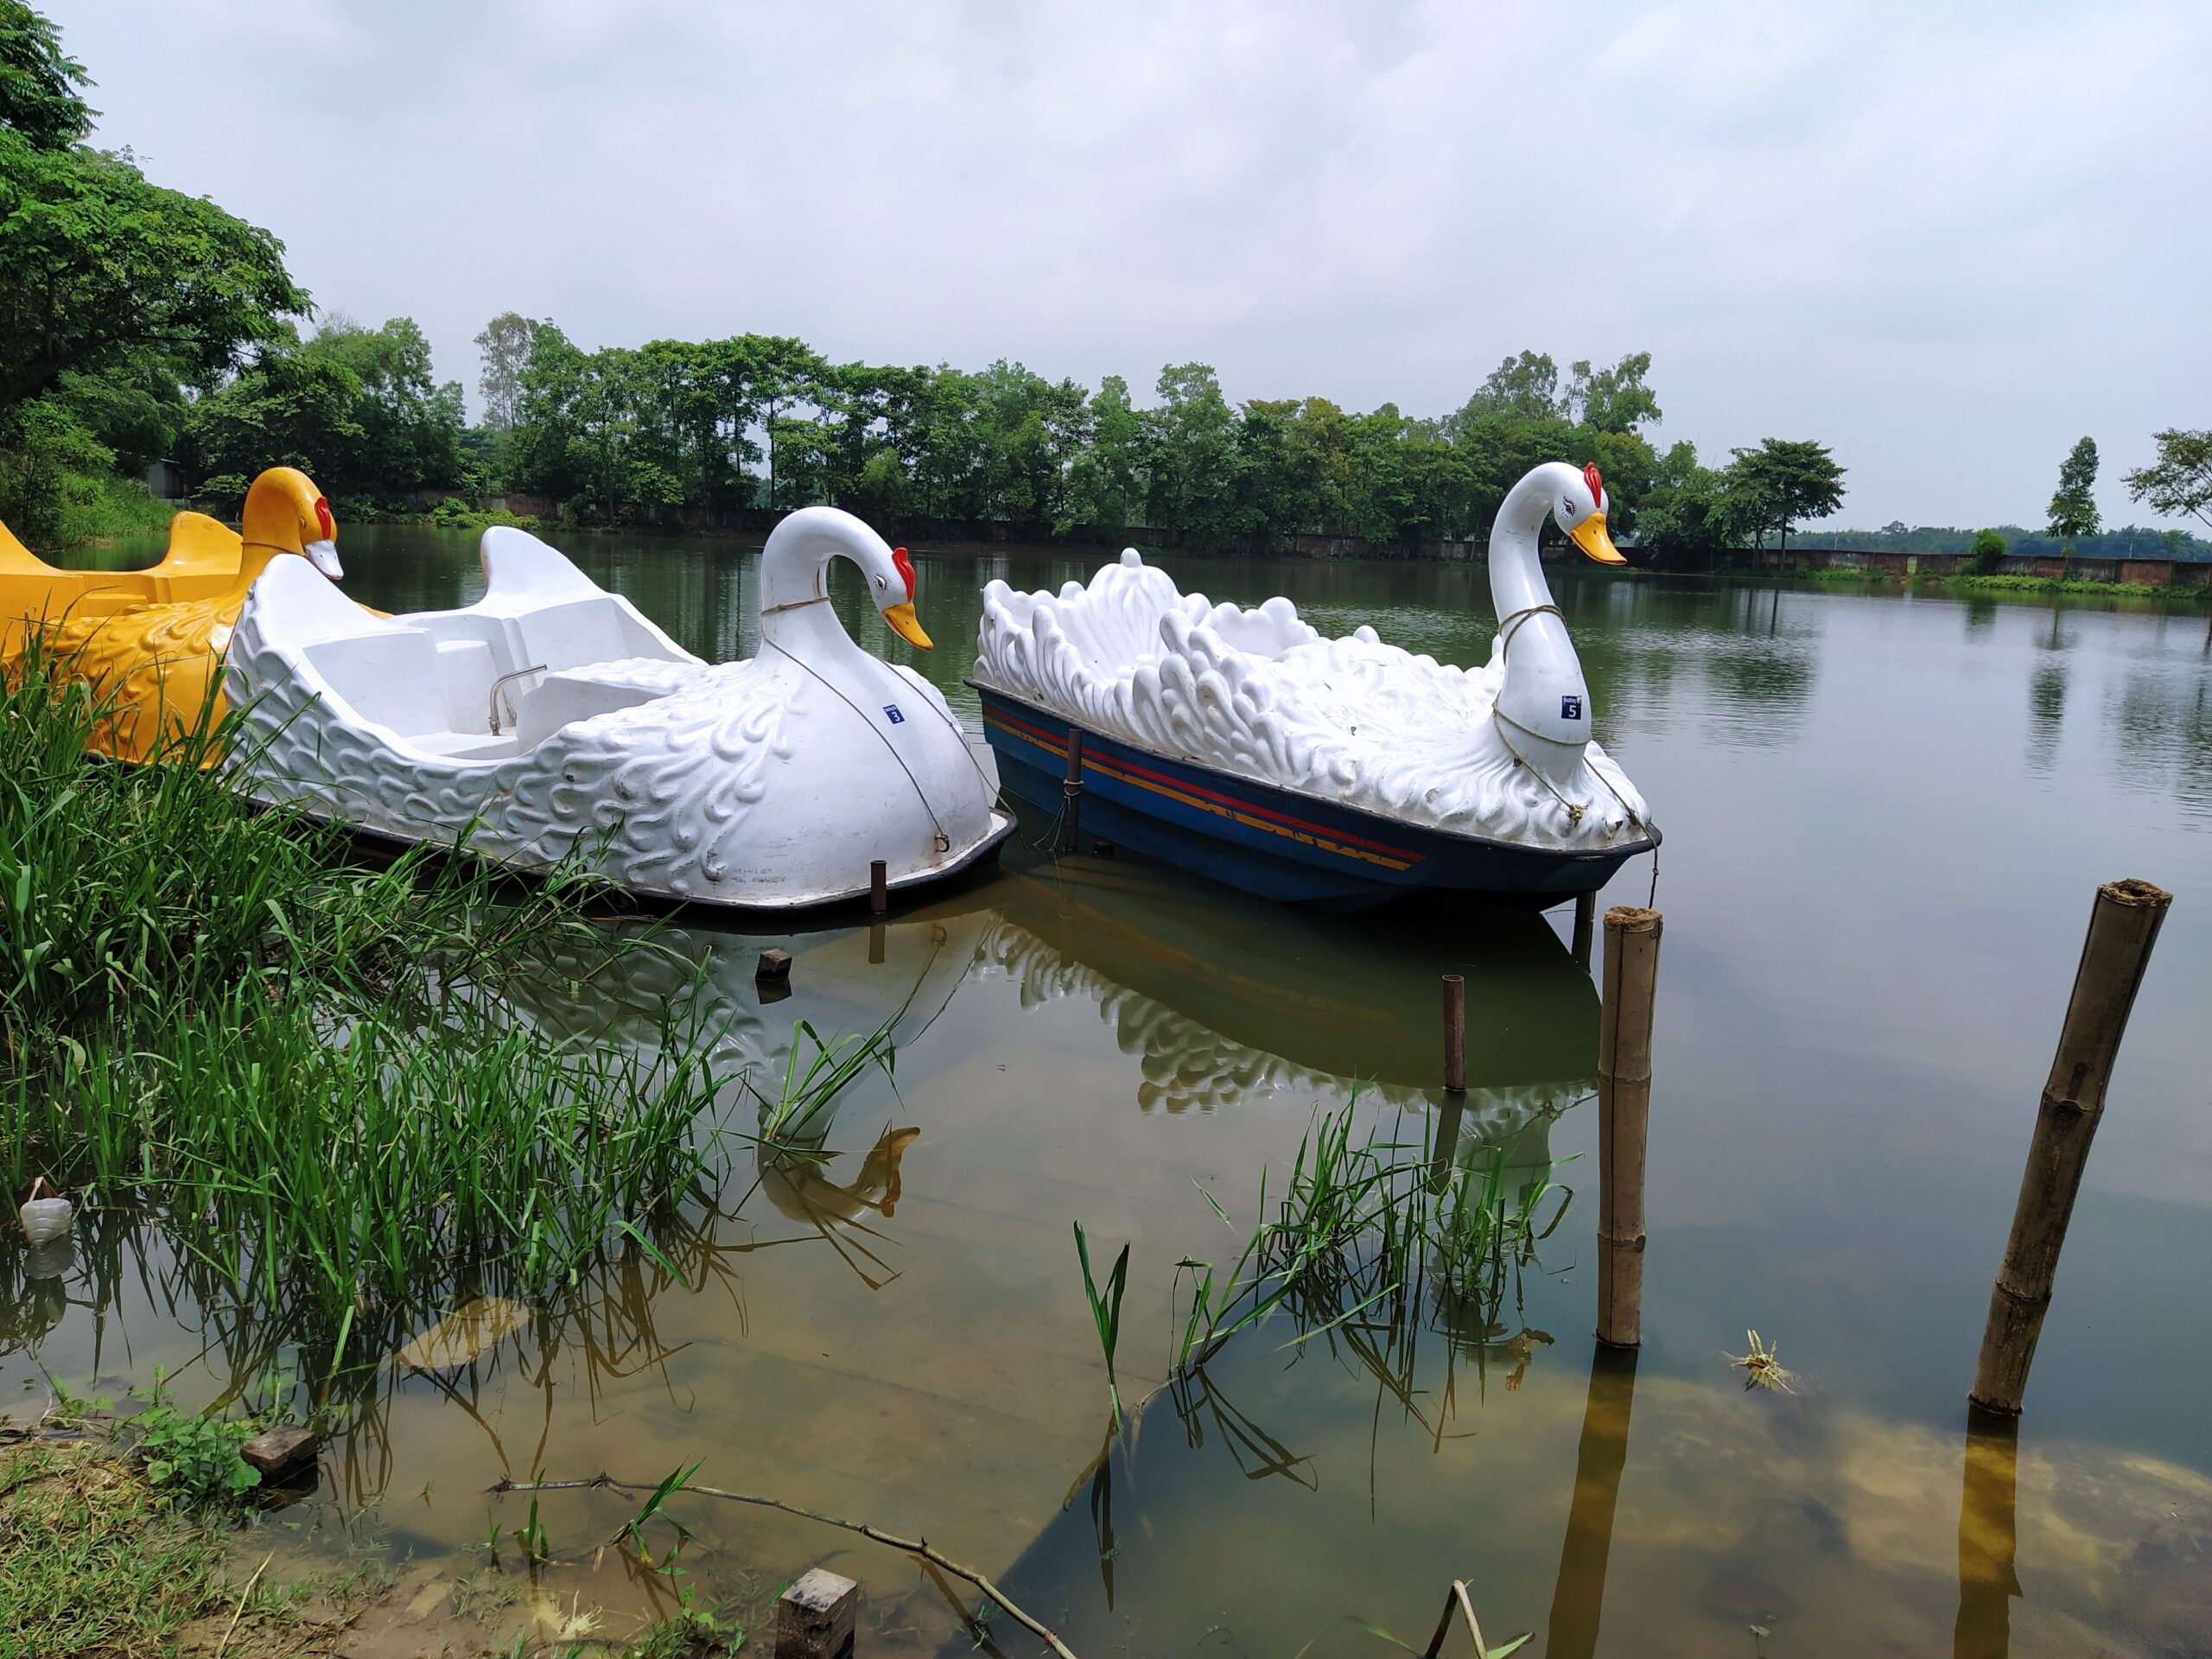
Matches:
[[971, 550, 1651, 849]]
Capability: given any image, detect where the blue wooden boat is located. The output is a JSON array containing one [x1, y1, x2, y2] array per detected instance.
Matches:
[[975, 688, 1656, 910]]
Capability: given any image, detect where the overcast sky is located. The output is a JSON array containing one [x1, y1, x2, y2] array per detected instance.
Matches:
[[51, 1, 2211, 530]]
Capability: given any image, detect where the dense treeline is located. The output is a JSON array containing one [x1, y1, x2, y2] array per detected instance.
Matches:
[[1791, 522, 2211, 562], [463, 321, 1858, 557]]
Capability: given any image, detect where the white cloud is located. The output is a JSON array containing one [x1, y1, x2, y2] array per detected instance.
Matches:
[[48, 0, 2212, 528]]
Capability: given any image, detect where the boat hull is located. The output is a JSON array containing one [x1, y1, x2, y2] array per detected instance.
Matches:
[[975, 687, 1656, 910], [276, 800, 1018, 915]]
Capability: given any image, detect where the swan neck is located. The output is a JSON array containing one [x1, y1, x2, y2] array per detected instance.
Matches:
[[759, 522, 834, 612], [1487, 467, 1562, 623]]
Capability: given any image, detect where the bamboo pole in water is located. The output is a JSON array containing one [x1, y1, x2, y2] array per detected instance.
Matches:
[[1970, 878, 2170, 1414], [1952, 1407, 2022, 1659], [868, 859, 888, 916], [1441, 973, 1466, 1094], [1597, 906, 1662, 1349], [1058, 728, 1086, 855], [1571, 890, 1597, 970]]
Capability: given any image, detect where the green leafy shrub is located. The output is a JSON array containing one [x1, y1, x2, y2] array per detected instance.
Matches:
[[131, 1374, 260, 1506], [1970, 528, 2006, 575]]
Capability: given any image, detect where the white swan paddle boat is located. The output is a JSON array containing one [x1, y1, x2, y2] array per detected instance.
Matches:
[[969, 461, 1657, 908], [225, 506, 1012, 909]]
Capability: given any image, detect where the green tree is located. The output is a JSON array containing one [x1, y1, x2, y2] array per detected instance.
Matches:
[[1631, 441, 1730, 564], [1969, 528, 2006, 575], [1145, 362, 1239, 550], [1567, 352, 1662, 434], [0, 0, 91, 149], [474, 311, 531, 432], [1725, 438, 1847, 556], [1456, 351, 1565, 422], [0, 136, 305, 411], [2044, 435, 2100, 543], [1065, 373, 1142, 540], [2122, 429, 2212, 532], [182, 316, 463, 505], [0, 4, 304, 545]]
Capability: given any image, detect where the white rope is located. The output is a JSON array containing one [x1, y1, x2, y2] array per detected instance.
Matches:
[[763, 638, 954, 855], [1489, 601, 1650, 836]]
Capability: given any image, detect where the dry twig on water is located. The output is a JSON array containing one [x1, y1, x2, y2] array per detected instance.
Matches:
[[1726, 1329, 1798, 1393], [491, 1471, 1079, 1659]]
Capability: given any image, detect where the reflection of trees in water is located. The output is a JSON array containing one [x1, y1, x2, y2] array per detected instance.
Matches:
[[2105, 667, 2212, 812], [2026, 659, 2068, 773], [1574, 581, 1819, 750]]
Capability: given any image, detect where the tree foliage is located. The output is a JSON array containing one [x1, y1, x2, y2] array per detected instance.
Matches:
[[2123, 428, 2212, 532], [182, 317, 464, 509], [473, 311, 531, 433], [0, 0, 90, 150], [1726, 438, 1847, 554], [0, 134, 306, 410], [2045, 435, 2101, 542], [0, 3, 308, 547], [487, 329, 1697, 552]]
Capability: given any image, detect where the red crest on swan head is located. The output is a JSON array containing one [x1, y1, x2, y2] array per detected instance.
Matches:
[[1582, 465, 1605, 510], [893, 545, 916, 601], [314, 494, 334, 540]]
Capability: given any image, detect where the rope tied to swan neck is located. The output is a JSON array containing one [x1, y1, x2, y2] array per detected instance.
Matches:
[[1489, 601, 1646, 836]]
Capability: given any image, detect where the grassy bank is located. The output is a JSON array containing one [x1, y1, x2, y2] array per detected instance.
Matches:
[[1681, 563, 2209, 601], [0, 1437, 745, 1656]]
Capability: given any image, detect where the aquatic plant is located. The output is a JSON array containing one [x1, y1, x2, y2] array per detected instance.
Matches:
[[741, 1016, 899, 1158], [1072, 1220, 1131, 1430], [1173, 1099, 1569, 1386]]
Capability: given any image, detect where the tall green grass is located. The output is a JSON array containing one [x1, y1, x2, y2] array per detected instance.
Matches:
[[1, 637, 736, 1321]]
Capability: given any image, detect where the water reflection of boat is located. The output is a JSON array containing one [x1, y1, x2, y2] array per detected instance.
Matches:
[[501, 905, 994, 1092], [983, 857, 1596, 1123]]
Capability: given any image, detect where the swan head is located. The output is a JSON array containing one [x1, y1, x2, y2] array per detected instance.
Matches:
[[878, 545, 931, 650], [240, 466, 343, 579], [762, 505, 932, 648], [1553, 463, 1624, 566]]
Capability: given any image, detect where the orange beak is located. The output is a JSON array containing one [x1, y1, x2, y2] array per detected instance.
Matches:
[[882, 601, 931, 650]]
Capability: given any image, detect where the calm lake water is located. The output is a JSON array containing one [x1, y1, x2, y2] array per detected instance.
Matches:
[[8, 527, 2209, 1656]]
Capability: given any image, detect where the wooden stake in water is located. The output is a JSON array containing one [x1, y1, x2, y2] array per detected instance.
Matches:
[[868, 859, 887, 916], [1970, 878, 2170, 1414], [1571, 890, 1597, 970], [1058, 728, 1086, 855], [1597, 906, 1662, 1349], [777, 1567, 859, 1659], [1441, 973, 1466, 1094]]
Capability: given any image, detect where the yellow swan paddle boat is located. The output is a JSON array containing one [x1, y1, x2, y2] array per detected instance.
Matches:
[[0, 467, 344, 760]]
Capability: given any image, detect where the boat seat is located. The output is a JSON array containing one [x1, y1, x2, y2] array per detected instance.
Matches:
[[512, 663, 681, 752], [302, 630, 450, 739], [512, 596, 667, 674]]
